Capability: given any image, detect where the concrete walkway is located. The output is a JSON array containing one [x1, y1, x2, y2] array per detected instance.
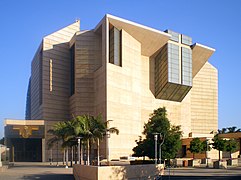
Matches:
[[161, 167, 241, 180], [0, 162, 73, 180]]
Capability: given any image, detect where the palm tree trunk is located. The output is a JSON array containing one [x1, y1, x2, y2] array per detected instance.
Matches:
[[97, 138, 100, 166], [71, 146, 73, 167], [81, 143, 84, 165], [75, 146, 77, 164], [106, 135, 110, 164], [87, 139, 90, 165], [63, 149, 65, 165], [66, 148, 69, 168]]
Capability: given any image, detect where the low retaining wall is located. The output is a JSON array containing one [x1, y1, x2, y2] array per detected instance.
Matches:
[[73, 164, 164, 180]]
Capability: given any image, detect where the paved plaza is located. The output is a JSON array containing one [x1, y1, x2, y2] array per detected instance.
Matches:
[[0, 162, 73, 180], [1, 163, 241, 180]]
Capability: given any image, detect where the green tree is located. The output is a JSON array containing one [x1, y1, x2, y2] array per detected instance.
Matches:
[[189, 138, 203, 159], [47, 121, 69, 149], [132, 136, 151, 160], [189, 138, 209, 159], [133, 107, 182, 161], [69, 115, 92, 165], [47, 121, 70, 164], [225, 139, 238, 158], [212, 134, 227, 161]]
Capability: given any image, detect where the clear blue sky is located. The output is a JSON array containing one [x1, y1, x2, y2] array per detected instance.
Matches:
[[1, 0, 241, 138]]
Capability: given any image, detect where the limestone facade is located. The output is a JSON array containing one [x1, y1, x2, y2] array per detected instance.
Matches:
[[24, 14, 218, 161]]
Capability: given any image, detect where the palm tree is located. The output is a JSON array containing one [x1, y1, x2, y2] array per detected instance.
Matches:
[[89, 115, 119, 165], [47, 114, 120, 166], [218, 128, 227, 134], [62, 120, 78, 166], [47, 121, 69, 165], [89, 115, 105, 165], [66, 115, 92, 165], [105, 120, 119, 165], [227, 126, 241, 133]]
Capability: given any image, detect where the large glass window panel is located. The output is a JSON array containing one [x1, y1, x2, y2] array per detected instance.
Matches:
[[181, 34, 192, 45], [181, 47, 192, 86], [165, 30, 179, 42]]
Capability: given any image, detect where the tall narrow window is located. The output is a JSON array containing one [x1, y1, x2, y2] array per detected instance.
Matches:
[[70, 44, 75, 96], [49, 59, 53, 92], [109, 27, 122, 66]]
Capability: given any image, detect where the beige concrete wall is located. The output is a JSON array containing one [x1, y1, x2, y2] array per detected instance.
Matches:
[[94, 20, 108, 157], [106, 29, 143, 158], [27, 17, 218, 162], [73, 164, 164, 180], [30, 44, 43, 119], [106, 30, 193, 159], [42, 21, 79, 122], [105, 29, 217, 159], [191, 62, 218, 134], [41, 21, 79, 162], [69, 30, 102, 117]]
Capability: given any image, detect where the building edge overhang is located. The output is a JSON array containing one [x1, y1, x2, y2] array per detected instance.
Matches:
[[43, 20, 80, 39], [106, 14, 170, 37], [4, 119, 45, 126], [191, 43, 216, 77], [95, 14, 171, 57]]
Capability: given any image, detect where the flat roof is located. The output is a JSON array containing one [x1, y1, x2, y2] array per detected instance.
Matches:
[[5, 119, 45, 126]]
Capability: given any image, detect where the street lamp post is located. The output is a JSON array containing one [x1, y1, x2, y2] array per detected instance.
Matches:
[[206, 138, 210, 167], [153, 133, 158, 165], [159, 133, 165, 164], [76, 136, 83, 164]]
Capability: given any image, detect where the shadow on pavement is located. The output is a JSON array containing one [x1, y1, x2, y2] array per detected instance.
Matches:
[[12, 164, 69, 169], [22, 174, 74, 180]]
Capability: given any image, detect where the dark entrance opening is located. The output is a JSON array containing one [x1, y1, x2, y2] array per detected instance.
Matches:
[[182, 145, 187, 157], [11, 138, 42, 162]]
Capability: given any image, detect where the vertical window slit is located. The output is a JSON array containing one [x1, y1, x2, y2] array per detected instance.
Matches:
[[49, 59, 53, 92]]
